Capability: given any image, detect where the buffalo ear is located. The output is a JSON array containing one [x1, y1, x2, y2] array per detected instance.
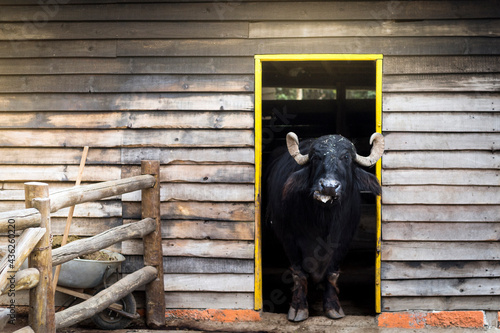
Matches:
[[282, 167, 310, 199], [354, 167, 381, 196]]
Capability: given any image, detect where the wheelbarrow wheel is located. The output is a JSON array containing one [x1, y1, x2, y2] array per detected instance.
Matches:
[[91, 288, 137, 330]]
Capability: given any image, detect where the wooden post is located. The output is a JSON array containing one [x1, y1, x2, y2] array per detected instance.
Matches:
[[141, 160, 165, 328], [24, 183, 55, 333]]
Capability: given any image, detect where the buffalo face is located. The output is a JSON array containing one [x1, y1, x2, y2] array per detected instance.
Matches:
[[285, 132, 384, 206], [308, 135, 356, 206]]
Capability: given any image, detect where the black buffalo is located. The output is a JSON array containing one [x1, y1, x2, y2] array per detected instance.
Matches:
[[264, 132, 384, 321]]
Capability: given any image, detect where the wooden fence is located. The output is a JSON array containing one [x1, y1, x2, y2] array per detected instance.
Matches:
[[0, 160, 165, 332]]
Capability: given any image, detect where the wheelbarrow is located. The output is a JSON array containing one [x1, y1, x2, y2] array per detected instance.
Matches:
[[55, 249, 139, 330]]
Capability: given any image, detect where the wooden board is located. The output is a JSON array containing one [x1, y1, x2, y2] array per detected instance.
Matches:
[[382, 151, 500, 169], [381, 241, 500, 261], [121, 148, 254, 165], [1, 1, 499, 21], [0, 201, 121, 218], [0, 75, 253, 93], [383, 92, 500, 111], [0, 22, 248, 40], [383, 73, 500, 92], [0, 148, 120, 165], [0, 129, 254, 148], [122, 256, 254, 274], [382, 185, 499, 205], [382, 278, 500, 296], [160, 220, 254, 240], [250, 19, 500, 38], [0, 40, 116, 58], [0, 147, 254, 165], [122, 239, 254, 259], [382, 205, 500, 222], [116, 37, 500, 57], [382, 222, 500, 241], [0, 111, 254, 129], [123, 219, 254, 240], [164, 292, 253, 309], [382, 296, 500, 312], [383, 56, 500, 74], [382, 169, 500, 186], [0, 165, 120, 182], [124, 201, 254, 221], [0, 93, 254, 111], [50, 218, 122, 236], [123, 183, 254, 202], [384, 133, 500, 151], [123, 164, 254, 183], [163, 274, 254, 292], [381, 261, 500, 280], [383, 112, 500, 132], [0, 57, 254, 75]]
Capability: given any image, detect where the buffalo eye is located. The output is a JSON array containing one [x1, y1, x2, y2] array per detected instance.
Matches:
[[341, 153, 350, 161]]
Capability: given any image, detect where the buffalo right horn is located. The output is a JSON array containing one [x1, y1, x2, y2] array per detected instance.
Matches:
[[286, 132, 309, 165], [355, 132, 385, 167]]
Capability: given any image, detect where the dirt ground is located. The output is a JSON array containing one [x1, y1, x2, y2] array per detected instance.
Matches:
[[5, 313, 500, 333]]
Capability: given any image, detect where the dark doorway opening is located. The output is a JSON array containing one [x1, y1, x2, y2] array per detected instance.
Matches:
[[260, 60, 377, 316]]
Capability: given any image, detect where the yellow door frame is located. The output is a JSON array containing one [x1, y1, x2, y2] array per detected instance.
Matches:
[[254, 54, 383, 313]]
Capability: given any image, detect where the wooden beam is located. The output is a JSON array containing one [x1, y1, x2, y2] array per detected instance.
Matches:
[[0, 208, 40, 233], [0, 229, 44, 294], [11, 268, 39, 293], [52, 217, 156, 266], [55, 266, 157, 329], [50, 175, 155, 213], [141, 161, 165, 328], [24, 183, 55, 333]]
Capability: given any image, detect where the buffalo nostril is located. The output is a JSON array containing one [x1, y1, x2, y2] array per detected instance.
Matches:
[[319, 179, 341, 193]]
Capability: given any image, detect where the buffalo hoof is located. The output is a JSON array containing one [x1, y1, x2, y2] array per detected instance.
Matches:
[[325, 306, 345, 320], [287, 307, 309, 322]]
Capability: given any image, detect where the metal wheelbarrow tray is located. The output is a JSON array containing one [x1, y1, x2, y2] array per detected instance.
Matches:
[[57, 249, 125, 289]]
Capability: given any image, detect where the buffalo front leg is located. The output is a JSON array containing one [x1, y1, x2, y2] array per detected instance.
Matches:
[[287, 267, 309, 322], [323, 272, 345, 319]]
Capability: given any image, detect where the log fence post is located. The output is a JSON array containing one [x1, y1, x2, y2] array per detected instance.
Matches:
[[141, 160, 165, 328], [24, 182, 56, 333]]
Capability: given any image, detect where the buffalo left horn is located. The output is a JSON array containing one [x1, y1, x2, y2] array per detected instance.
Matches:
[[355, 132, 385, 167], [286, 132, 309, 165]]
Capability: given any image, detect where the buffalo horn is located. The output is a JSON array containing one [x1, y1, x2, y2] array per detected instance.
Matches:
[[355, 132, 385, 167], [286, 132, 309, 165]]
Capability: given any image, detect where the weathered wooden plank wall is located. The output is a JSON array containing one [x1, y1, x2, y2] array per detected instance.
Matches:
[[0, 0, 498, 311]]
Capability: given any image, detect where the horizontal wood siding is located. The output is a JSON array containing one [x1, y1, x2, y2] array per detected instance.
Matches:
[[377, 4, 500, 312], [0, 0, 498, 311]]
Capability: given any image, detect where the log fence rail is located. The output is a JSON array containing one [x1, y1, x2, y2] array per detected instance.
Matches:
[[0, 160, 165, 332]]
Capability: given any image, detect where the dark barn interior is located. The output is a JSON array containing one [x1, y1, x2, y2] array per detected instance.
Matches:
[[261, 60, 378, 316]]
